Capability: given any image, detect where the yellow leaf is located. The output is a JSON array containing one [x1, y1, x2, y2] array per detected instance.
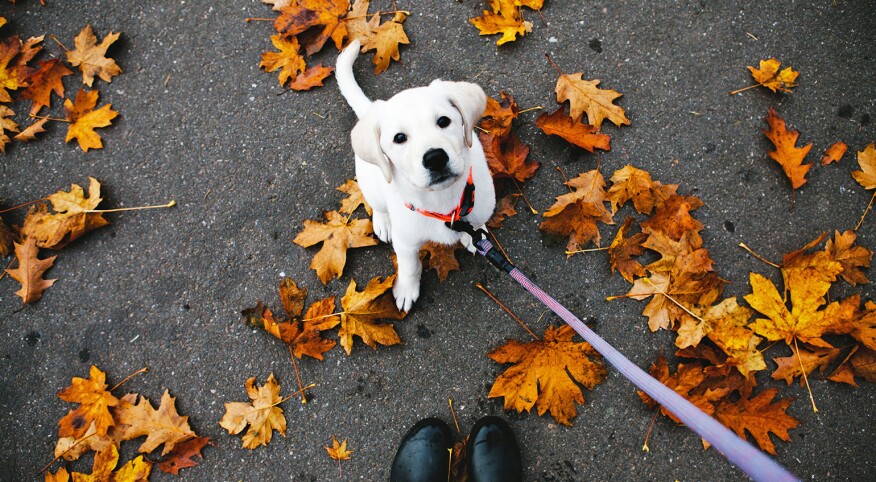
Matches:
[[554, 72, 630, 129], [747, 58, 798, 93], [470, 0, 533, 46], [64, 89, 119, 152], [338, 275, 406, 355], [66, 25, 122, 87], [219, 374, 287, 449]]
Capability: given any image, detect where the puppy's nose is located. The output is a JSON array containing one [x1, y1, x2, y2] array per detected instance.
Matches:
[[423, 148, 449, 172]]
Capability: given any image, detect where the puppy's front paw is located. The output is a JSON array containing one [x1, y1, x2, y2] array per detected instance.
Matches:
[[392, 276, 419, 312], [459, 232, 477, 254], [372, 211, 392, 243]]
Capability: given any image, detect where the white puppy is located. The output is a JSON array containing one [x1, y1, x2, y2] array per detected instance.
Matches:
[[336, 40, 496, 311]]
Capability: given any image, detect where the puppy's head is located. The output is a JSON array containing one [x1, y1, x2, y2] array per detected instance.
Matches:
[[351, 80, 486, 190]]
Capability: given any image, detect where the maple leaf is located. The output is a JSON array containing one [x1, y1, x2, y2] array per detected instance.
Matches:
[[606, 165, 657, 214], [470, 0, 533, 46], [826, 230, 872, 285], [762, 107, 812, 190], [274, 0, 349, 56], [0, 104, 18, 153], [851, 347, 876, 382], [113, 390, 197, 455], [6, 237, 57, 303], [293, 210, 378, 284], [66, 25, 122, 87], [535, 107, 611, 152], [289, 64, 334, 90], [46, 467, 70, 482], [771, 345, 842, 385], [360, 11, 409, 74], [156, 435, 210, 475], [19, 58, 73, 115], [260, 34, 305, 86], [487, 193, 519, 228], [325, 435, 353, 461], [713, 388, 799, 455], [70, 444, 152, 482], [57, 365, 120, 439], [0, 36, 28, 102], [13, 116, 48, 142], [488, 324, 607, 426], [21, 177, 110, 249], [746, 58, 799, 93], [54, 421, 112, 461], [638, 355, 716, 423], [337, 178, 372, 216], [607, 217, 647, 283], [17, 35, 45, 68], [64, 89, 119, 152], [821, 141, 847, 166], [624, 271, 725, 332], [641, 230, 713, 277], [540, 169, 614, 253], [480, 91, 519, 139], [420, 241, 463, 282], [480, 126, 537, 182], [852, 143, 876, 190], [219, 374, 287, 449], [338, 275, 406, 355], [829, 298, 876, 351], [554, 73, 630, 129], [640, 192, 705, 243]]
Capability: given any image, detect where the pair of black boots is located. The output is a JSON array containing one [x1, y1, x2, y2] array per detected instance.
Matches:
[[389, 416, 523, 482]]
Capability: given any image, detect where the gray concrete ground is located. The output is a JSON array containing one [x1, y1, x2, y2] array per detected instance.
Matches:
[[2, 1, 875, 481]]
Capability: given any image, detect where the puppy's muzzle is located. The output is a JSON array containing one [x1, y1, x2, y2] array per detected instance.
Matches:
[[424, 148, 457, 185]]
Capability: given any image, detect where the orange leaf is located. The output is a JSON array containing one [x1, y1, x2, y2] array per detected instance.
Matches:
[[535, 107, 611, 153], [0, 36, 30, 102], [5, 237, 56, 303], [420, 241, 463, 282], [289, 63, 334, 90], [825, 230, 872, 285], [607, 217, 647, 283], [638, 355, 715, 423], [260, 34, 305, 87], [747, 58, 799, 93], [714, 388, 799, 455], [772, 345, 842, 386], [470, 0, 533, 46], [762, 107, 812, 190], [20, 177, 109, 249], [219, 374, 287, 449], [64, 89, 119, 152], [274, 0, 349, 55], [293, 210, 378, 284], [19, 58, 73, 115], [479, 91, 519, 139], [606, 165, 656, 214], [540, 169, 614, 253], [156, 436, 210, 475], [487, 324, 606, 426], [338, 275, 406, 355], [852, 143, 876, 190], [360, 11, 409, 74], [57, 365, 119, 439], [65, 25, 122, 87], [70, 444, 152, 482], [0, 104, 18, 154], [820, 141, 847, 166], [480, 125, 537, 183], [554, 72, 629, 129], [0, 215, 17, 257], [13, 116, 48, 142], [487, 193, 519, 228], [851, 347, 876, 382], [325, 435, 353, 461], [112, 390, 197, 455], [640, 193, 704, 243], [336, 178, 372, 216]]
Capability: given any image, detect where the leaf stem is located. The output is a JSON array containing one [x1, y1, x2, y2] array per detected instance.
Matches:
[[642, 409, 659, 452], [50, 34, 70, 52], [244, 17, 274, 22], [854, 190, 875, 231], [342, 10, 411, 21], [517, 106, 544, 115], [565, 246, 609, 255], [728, 84, 759, 96], [29, 113, 69, 123], [288, 346, 307, 404], [448, 399, 461, 435], [487, 228, 511, 264], [793, 338, 818, 413], [84, 201, 176, 213], [37, 432, 98, 474], [274, 383, 317, 407], [642, 277, 705, 325], [512, 179, 538, 215], [0, 198, 47, 213], [738, 243, 780, 269], [475, 282, 539, 340], [110, 366, 149, 392]]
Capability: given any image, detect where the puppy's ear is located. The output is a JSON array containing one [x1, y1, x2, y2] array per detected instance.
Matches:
[[350, 102, 393, 183], [432, 80, 487, 148]]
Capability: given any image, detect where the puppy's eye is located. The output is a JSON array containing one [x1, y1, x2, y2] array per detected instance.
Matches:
[[437, 116, 451, 128], [393, 133, 407, 144]]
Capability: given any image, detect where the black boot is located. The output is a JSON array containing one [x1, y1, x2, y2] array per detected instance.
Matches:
[[390, 417, 452, 482], [467, 416, 523, 482]]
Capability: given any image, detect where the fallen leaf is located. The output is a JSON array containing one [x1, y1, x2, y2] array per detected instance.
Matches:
[[641, 230, 713, 277], [607, 217, 647, 283], [19, 58, 73, 115], [487, 193, 518, 228], [54, 421, 112, 461], [0, 215, 16, 256], [6, 237, 57, 303], [64, 88, 119, 152], [260, 34, 305, 87], [338, 275, 406, 355], [772, 345, 842, 385], [713, 388, 799, 455], [21, 177, 110, 249], [821, 141, 847, 166], [825, 230, 872, 285], [46, 467, 70, 482], [625, 271, 725, 332], [487, 324, 606, 426], [606, 165, 656, 214], [337, 178, 372, 216], [852, 143, 876, 190], [554, 72, 630, 129], [535, 107, 611, 152], [638, 355, 715, 423], [274, 0, 349, 55], [13, 116, 48, 142], [0, 36, 28, 102], [156, 436, 210, 475], [747, 58, 798, 94], [70, 444, 152, 482], [113, 390, 197, 455], [262, 0, 293, 11], [762, 107, 812, 190], [293, 210, 378, 284], [640, 193, 704, 243], [289, 63, 334, 90], [470, 0, 533, 46], [851, 347, 876, 382], [66, 25, 122, 87], [219, 374, 287, 449], [325, 435, 353, 461], [0, 104, 18, 153], [420, 241, 463, 282], [480, 91, 519, 139], [540, 169, 614, 253], [57, 365, 119, 439], [831, 299, 876, 351], [480, 126, 537, 182], [360, 11, 409, 74]]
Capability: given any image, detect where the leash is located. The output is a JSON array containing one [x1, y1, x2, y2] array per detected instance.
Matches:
[[447, 221, 799, 482]]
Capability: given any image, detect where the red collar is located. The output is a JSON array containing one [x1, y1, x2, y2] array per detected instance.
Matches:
[[405, 168, 475, 224]]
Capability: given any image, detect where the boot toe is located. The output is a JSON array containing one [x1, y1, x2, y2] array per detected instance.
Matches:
[[390, 418, 452, 482], [467, 416, 522, 482]]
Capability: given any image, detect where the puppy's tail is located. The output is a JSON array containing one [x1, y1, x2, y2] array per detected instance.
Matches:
[[336, 39, 371, 119]]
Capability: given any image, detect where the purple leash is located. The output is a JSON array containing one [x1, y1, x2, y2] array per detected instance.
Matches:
[[453, 222, 799, 482]]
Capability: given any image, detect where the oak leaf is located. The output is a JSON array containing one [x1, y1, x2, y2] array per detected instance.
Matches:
[[821, 141, 847, 166], [851, 347, 876, 382], [293, 210, 378, 284], [420, 241, 463, 282], [19, 58, 73, 115], [606, 165, 656, 214], [554, 73, 629, 129], [21, 177, 110, 249], [6, 237, 57, 303], [480, 124, 537, 182], [260, 34, 305, 86], [747, 58, 798, 94], [219, 374, 287, 449], [156, 436, 210, 475], [70, 444, 152, 482], [852, 143, 876, 190], [57, 365, 119, 439], [771, 345, 842, 385], [113, 390, 197, 455], [274, 0, 349, 56], [607, 217, 647, 283], [762, 107, 812, 190], [487, 193, 519, 228], [0, 104, 18, 153], [825, 230, 872, 285], [64, 89, 119, 152], [289, 63, 334, 90], [470, 0, 533, 46], [540, 169, 614, 253], [337, 178, 372, 216], [325, 435, 353, 461], [66, 25, 122, 87], [13, 116, 48, 142], [487, 324, 606, 426], [638, 355, 715, 423], [360, 11, 409, 74], [338, 275, 406, 354], [535, 107, 611, 152], [830, 299, 876, 351], [713, 388, 799, 455]]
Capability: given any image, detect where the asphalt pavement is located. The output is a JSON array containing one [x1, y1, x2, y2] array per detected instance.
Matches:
[[1, 1, 875, 481]]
